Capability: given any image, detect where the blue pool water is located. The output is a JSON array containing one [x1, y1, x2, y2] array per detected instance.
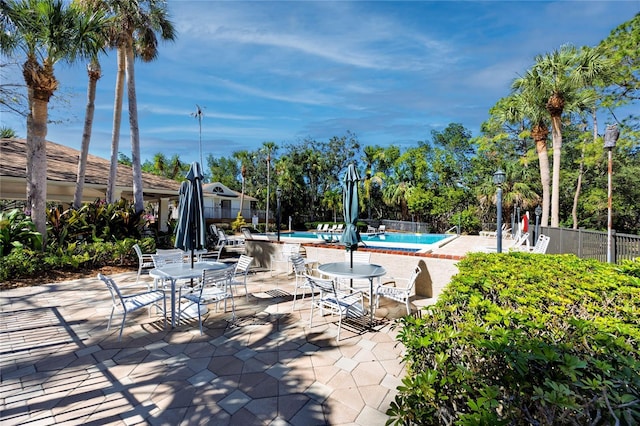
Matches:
[[280, 231, 454, 252]]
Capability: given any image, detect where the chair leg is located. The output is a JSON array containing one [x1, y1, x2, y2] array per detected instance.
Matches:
[[118, 312, 127, 342], [107, 307, 115, 331], [136, 266, 142, 284], [162, 297, 167, 329]]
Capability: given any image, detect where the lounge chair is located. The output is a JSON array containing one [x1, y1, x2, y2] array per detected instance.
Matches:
[[320, 224, 330, 232], [366, 225, 377, 234], [332, 223, 344, 233], [377, 225, 386, 234], [479, 232, 530, 253], [218, 229, 244, 246], [513, 234, 550, 254], [480, 224, 509, 238]]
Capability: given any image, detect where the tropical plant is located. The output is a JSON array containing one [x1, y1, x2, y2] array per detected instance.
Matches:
[[0, 208, 42, 255], [0, 0, 107, 245]]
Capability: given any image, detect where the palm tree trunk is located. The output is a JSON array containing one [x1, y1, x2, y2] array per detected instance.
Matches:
[[106, 46, 125, 204], [550, 114, 562, 227], [23, 56, 55, 247], [125, 41, 145, 213], [74, 60, 101, 209], [532, 123, 551, 227]]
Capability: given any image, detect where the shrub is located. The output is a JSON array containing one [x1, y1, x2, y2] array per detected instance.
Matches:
[[0, 247, 45, 281], [389, 253, 640, 425], [0, 209, 42, 255]]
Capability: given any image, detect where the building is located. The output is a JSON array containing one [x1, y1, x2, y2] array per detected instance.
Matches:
[[0, 138, 257, 231]]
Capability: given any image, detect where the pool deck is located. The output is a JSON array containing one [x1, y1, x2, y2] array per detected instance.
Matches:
[[0, 235, 505, 425]]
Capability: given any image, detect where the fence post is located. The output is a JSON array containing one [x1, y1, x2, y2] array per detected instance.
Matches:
[[612, 230, 617, 264]]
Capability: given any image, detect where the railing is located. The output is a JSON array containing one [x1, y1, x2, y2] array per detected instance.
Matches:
[[379, 219, 431, 234], [540, 227, 640, 263]]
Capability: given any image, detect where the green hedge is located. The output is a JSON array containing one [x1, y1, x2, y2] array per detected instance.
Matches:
[[389, 253, 640, 425]]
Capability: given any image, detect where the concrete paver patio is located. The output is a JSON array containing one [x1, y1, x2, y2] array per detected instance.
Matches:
[[1, 235, 504, 425], [1, 268, 409, 425]]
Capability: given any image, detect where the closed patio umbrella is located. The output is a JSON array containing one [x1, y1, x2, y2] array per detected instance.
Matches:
[[339, 162, 362, 268], [175, 162, 206, 267]]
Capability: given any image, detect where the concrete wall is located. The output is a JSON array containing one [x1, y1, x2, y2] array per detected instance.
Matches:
[[245, 240, 461, 305]]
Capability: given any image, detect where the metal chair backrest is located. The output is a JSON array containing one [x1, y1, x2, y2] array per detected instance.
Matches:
[[235, 254, 253, 275], [344, 251, 371, 264], [306, 274, 336, 296], [151, 252, 184, 268], [133, 243, 145, 261], [282, 243, 300, 257], [291, 255, 307, 275], [201, 268, 232, 291], [98, 273, 125, 307]]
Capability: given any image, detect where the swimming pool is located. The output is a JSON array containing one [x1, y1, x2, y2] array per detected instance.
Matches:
[[279, 231, 457, 253]]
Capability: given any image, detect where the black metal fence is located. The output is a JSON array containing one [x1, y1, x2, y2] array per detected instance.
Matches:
[[379, 219, 431, 234], [540, 226, 640, 263]]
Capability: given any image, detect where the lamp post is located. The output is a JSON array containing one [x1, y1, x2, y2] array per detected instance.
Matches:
[[493, 169, 506, 253], [535, 205, 542, 241], [276, 187, 282, 242], [604, 124, 619, 263]]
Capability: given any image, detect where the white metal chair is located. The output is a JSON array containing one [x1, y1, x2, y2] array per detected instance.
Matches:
[[97, 273, 166, 341], [151, 252, 188, 290], [291, 255, 312, 310], [374, 265, 421, 316], [177, 269, 234, 335], [337, 251, 373, 295], [306, 274, 366, 341], [229, 254, 253, 301], [270, 243, 300, 276], [133, 243, 154, 285]]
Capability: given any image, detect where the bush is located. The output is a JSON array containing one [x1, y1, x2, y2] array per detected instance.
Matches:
[[0, 209, 42, 255], [389, 253, 640, 425]]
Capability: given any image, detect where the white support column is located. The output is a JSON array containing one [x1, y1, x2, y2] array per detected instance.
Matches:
[[158, 198, 170, 232]]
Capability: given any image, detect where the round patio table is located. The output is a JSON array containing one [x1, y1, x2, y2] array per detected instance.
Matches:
[[317, 261, 386, 325], [149, 261, 232, 328]]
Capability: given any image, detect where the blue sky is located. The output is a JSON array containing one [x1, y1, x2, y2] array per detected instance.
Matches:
[[4, 1, 639, 166]]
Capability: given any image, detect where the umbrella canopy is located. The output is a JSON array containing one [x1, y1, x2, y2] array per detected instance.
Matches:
[[339, 162, 361, 259], [175, 162, 206, 266]]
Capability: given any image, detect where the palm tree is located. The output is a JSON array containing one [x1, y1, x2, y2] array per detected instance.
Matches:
[[533, 45, 606, 226], [73, 58, 102, 209], [233, 150, 252, 217], [1, 0, 106, 243], [501, 74, 552, 227], [92, 0, 175, 212], [261, 142, 277, 229]]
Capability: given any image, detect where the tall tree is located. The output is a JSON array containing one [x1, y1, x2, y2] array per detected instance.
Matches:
[[93, 0, 175, 211], [1, 0, 106, 243], [499, 78, 552, 227], [73, 58, 102, 208], [233, 150, 251, 217], [533, 45, 606, 226]]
